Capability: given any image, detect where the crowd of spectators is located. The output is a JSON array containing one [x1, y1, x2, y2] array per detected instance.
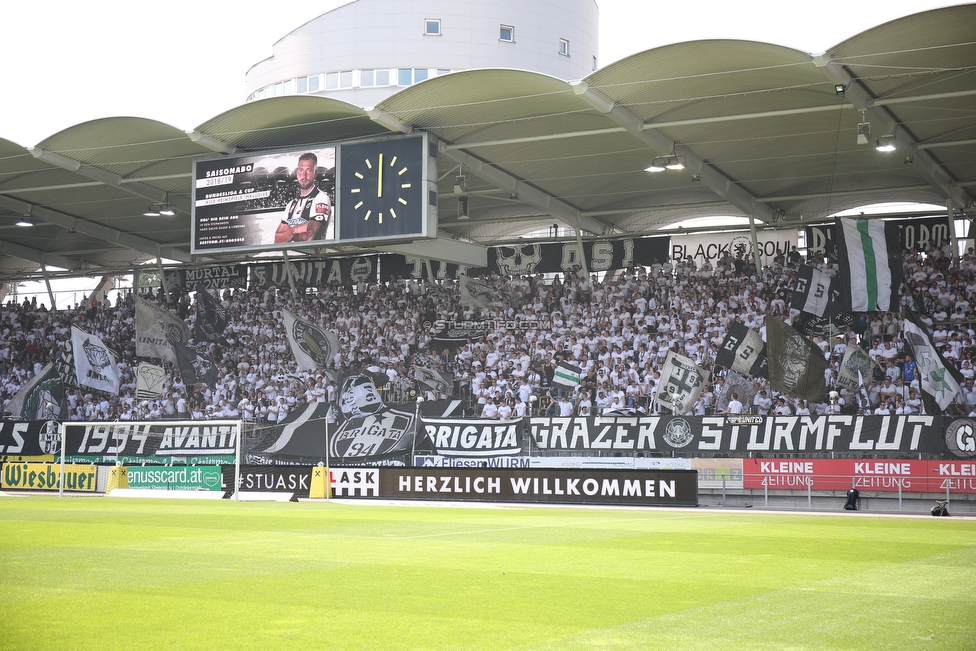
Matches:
[[2, 238, 976, 425]]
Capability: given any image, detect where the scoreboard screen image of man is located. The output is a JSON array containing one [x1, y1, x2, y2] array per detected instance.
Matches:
[[192, 133, 435, 254], [192, 147, 336, 254]]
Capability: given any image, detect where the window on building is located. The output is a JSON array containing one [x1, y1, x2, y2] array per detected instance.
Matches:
[[325, 72, 339, 90], [361, 69, 375, 87], [398, 68, 413, 86], [437, 68, 450, 76], [283, 79, 293, 94], [274, 82, 283, 96], [308, 74, 320, 92], [297, 77, 308, 93], [339, 71, 353, 88], [559, 39, 570, 56], [414, 68, 428, 83], [375, 69, 391, 86], [425, 19, 441, 35], [499, 25, 514, 42]]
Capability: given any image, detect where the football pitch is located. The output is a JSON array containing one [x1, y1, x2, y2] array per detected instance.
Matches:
[[1, 497, 974, 650]]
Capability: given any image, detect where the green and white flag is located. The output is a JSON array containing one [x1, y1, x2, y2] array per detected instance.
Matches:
[[835, 218, 903, 312], [552, 361, 582, 387], [5, 363, 67, 420], [902, 311, 963, 412]]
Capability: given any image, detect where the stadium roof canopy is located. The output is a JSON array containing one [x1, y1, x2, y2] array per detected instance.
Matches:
[[0, 4, 973, 282]]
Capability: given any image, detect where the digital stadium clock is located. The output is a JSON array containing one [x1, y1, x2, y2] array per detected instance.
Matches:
[[338, 134, 434, 241]]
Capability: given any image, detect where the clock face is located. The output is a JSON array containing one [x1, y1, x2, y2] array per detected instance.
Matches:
[[339, 137, 426, 241]]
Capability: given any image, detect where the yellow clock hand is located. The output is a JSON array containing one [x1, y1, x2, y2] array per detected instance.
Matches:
[[377, 153, 383, 198]]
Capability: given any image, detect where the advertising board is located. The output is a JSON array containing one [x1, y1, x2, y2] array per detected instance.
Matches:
[[331, 467, 698, 506], [742, 458, 976, 493], [1, 463, 96, 492], [126, 465, 222, 491]]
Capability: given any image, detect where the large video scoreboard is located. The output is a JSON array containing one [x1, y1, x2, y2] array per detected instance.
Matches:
[[191, 133, 437, 254]]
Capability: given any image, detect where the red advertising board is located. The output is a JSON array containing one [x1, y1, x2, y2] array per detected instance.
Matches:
[[743, 459, 976, 493]]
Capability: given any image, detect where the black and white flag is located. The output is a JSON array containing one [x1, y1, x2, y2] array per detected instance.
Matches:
[[282, 309, 339, 371], [173, 341, 218, 388], [135, 361, 167, 400], [195, 287, 229, 345], [459, 275, 493, 311], [902, 310, 963, 412], [791, 265, 839, 317], [135, 296, 190, 364], [764, 316, 827, 401], [71, 326, 120, 395], [415, 366, 455, 396], [715, 322, 768, 378], [836, 344, 877, 392], [657, 351, 710, 414]]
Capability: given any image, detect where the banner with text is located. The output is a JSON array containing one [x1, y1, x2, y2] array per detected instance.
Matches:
[[1, 463, 97, 492], [249, 256, 378, 287], [126, 465, 223, 491], [805, 216, 950, 259], [743, 458, 976, 494], [380, 237, 671, 280], [223, 465, 313, 497], [331, 467, 698, 506], [529, 415, 944, 456], [62, 422, 237, 465], [164, 265, 249, 291], [419, 417, 523, 457], [670, 231, 796, 266]]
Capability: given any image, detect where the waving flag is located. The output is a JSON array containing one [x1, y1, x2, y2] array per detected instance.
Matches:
[[135, 296, 190, 364], [657, 351, 710, 415], [195, 287, 229, 345], [552, 361, 582, 388], [282, 309, 339, 371], [902, 310, 963, 412], [716, 322, 768, 378], [6, 363, 67, 420], [71, 326, 120, 395], [835, 217, 903, 312], [764, 316, 828, 401], [792, 265, 838, 317], [836, 344, 877, 392]]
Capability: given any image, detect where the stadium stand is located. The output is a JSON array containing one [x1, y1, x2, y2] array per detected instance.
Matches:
[[2, 239, 976, 424]]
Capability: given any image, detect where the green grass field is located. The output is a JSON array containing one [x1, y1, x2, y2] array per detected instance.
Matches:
[[1, 497, 974, 650]]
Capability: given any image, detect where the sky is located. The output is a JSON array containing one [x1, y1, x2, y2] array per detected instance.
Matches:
[[0, 0, 963, 148]]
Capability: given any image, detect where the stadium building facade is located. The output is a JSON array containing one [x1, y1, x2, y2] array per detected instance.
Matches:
[[245, 0, 599, 107]]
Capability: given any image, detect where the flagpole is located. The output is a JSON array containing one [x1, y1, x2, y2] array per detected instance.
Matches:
[[324, 412, 330, 502]]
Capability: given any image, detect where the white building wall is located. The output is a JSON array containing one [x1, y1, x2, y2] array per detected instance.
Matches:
[[245, 0, 599, 106]]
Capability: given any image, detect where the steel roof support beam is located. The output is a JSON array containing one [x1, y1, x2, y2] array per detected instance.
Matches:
[[365, 107, 612, 236], [0, 195, 191, 263], [814, 58, 974, 210], [185, 130, 238, 155], [440, 146, 610, 236], [440, 127, 627, 151], [570, 80, 780, 225], [27, 147, 191, 214], [0, 239, 82, 271]]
